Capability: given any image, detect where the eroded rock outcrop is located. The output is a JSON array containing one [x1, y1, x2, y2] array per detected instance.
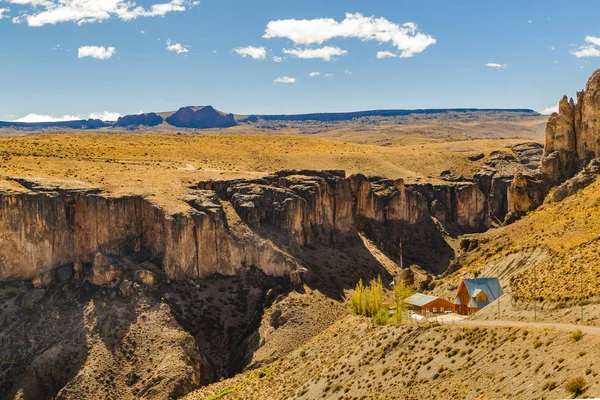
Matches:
[[506, 69, 600, 219]]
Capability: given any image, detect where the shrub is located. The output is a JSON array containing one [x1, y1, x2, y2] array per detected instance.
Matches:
[[565, 376, 586, 397], [543, 381, 557, 391], [570, 330, 584, 342], [372, 308, 390, 325]]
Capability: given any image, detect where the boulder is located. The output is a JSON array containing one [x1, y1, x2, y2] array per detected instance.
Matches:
[[57, 265, 73, 282], [134, 270, 158, 285], [468, 153, 485, 161], [88, 253, 121, 286], [31, 270, 55, 288]]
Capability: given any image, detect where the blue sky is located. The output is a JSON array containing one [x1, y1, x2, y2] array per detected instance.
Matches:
[[1, 0, 599, 121]]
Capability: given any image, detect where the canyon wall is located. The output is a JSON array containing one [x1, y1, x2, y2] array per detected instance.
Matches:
[[507, 69, 600, 219], [1, 164, 532, 283]]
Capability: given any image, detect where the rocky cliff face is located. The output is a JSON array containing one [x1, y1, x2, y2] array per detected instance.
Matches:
[[506, 69, 600, 219], [165, 106, 238, 129], [1, 162, 539, 284], [0, 177, 297, 282]]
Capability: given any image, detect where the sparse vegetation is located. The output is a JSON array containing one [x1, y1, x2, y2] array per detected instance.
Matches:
[[570, 330, 584, 342], [565, 376, 587, 397]]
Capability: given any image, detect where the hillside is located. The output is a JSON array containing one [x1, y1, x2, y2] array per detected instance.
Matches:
[[185, 316, 600, 399]]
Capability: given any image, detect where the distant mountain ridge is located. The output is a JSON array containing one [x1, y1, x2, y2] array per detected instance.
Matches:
[[243, 108, 539, 123], [0, 106, 540, 130]]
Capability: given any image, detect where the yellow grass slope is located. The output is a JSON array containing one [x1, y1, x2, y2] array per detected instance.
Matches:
[[0, 134, 532, 212], [443, 176, 600, 308]]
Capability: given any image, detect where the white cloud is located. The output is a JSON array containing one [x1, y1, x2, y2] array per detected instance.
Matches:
[[14, 113, 80, 123], [486, 63, 507, 68], [89, 111, 121, 121], [344, 69, 352, 75], [78, 46, 115, 60], [571, 45, 600, 58], [264, 12, 435, 58], [272, 56, 283, 62], [167, 39, 189, 54], [586, 36, 600, 47], [9, 0, 193, 27], [376, 50, 397, 59], [233, 46, 266, 60], [0, 7, 9, 19], [571, 36, 600, 58], [309, 72, 320, 77], [14, 111, 121, 122], [282, 46, 347, 61], [551, 46, 555, 51], [543, 103, 559, 114], [273, 76, 296, 84], [140, 30, 145, 34], [324, 73, 333, 78]]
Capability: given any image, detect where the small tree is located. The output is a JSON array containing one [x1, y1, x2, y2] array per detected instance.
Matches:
[[392, 280, 415, 321], [350, 276, 386, 319]]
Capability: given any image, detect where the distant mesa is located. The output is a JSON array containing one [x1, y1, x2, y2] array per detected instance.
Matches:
[[114, 112, 163, 128], [165, 106, 238, 129]]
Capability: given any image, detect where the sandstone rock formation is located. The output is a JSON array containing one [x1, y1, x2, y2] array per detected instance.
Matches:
[[506, 69, 600, 219], [0, 167, 537, 284], [165, 106, 237, 129], [475, 142, 542, 223], [547, 158, 600, 203]]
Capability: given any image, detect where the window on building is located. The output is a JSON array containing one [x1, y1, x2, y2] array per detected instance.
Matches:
[[425, 308, 429, 313], [433, 307, 437, 313], [441, 307, 444, 312]]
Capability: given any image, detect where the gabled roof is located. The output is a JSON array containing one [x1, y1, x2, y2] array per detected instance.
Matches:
[[404, 293, 439, 307], [453, 296, 462, 305], [461, 278, 504, 309]]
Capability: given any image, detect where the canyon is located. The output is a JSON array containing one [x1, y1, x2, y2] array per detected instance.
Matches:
[[0, 149, 543, 285]]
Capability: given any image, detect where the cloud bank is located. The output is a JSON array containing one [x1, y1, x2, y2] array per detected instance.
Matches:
[[14, 111, 121, 122], [264, 12, 435, 58], [486, 63, 507, 68], [8, 0, 195, 27]]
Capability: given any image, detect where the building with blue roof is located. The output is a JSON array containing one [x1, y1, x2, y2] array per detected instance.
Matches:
[[454, 277, 503, 315]]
